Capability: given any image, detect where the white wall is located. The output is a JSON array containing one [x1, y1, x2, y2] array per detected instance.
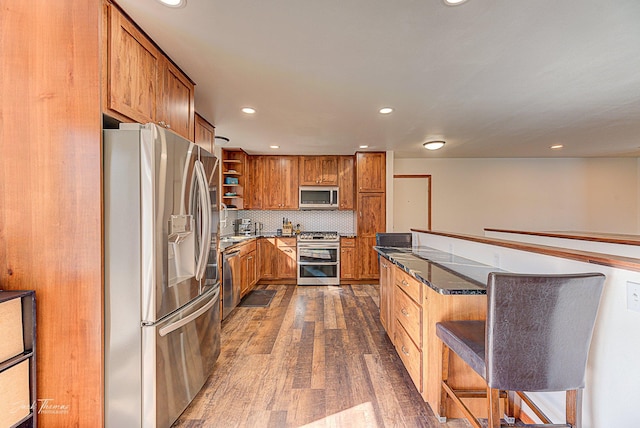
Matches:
[[394, 157, 639, 235]]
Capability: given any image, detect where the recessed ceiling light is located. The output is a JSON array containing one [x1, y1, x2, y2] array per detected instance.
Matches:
[[269, 145, 279, 149], [242, 107, 256, 114], [379, 107, 394, 114], [157, 0, 186, 8], [550, 144, 564, 149], [423, 141, 446, 150], [444, 0, 469, 5], [359, 145, 369, 149]]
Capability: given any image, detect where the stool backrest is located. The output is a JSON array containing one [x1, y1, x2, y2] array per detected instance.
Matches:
[[485, 272, 605, 391]]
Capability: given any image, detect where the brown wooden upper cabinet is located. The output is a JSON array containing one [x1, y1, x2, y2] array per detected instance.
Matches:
[[299, 156, 338, 185], [338, 155, 355, 210], [159, 57, 195, 140], [356, 152, 386, 193], [244, 155, 262, 210], [260, 156, 299, 210], [105, 3, 195, 140], [194, 113, 215, 153]]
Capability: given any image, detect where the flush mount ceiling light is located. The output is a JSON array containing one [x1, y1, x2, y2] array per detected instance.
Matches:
[[379, 107, 394, 114], [157, 0, 186, 8], [423, 140, 446, 150], [241, 107, 256, 114], [359, 145, 369, 149], [550, 144, 564, 149], [214, 136, 229, 146], [444, 0, 469, 5], [269, 145, 279, 149]]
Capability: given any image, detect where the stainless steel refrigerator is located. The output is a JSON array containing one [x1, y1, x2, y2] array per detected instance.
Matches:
[[103, 123, 221, 428]]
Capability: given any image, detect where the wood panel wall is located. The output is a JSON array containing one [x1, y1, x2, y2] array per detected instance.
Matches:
[[0, 1, 104, 425]]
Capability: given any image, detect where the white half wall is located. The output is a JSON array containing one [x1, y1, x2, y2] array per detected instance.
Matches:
[[394, 157, 639, 235]]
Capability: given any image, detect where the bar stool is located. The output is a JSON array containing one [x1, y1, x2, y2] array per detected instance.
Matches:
[[436, 272, 605, 428]]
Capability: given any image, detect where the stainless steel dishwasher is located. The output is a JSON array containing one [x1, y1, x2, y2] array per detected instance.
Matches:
[[222, 249, 242, 319]]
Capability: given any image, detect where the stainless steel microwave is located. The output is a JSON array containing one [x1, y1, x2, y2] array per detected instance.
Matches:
[[299, 186, 339, 210]]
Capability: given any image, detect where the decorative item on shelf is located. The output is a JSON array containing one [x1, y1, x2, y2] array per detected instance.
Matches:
[[226, 169, 238, 174], [224, 177, 239, 185], [224, 192, 237, 197]]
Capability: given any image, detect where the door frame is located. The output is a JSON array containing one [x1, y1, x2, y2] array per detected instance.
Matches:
[[393, 174, 432, 231]]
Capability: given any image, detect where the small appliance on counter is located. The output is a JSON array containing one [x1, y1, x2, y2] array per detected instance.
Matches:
[[254, 222, 263, 235], [282, 218, 293, 236], [234, 218, 253, 236]]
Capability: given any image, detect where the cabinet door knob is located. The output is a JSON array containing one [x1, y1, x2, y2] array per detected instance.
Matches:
[[401, 279, 409, 286], [401, 345, 410, 356], [401, 308, 409, 317]]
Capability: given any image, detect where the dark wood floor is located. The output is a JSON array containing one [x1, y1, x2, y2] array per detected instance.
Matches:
[[174, 284, 471, 428]]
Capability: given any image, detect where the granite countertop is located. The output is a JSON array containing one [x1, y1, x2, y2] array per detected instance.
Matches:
[[219, 233, 298, 251], [220, 235, 255, 251], [375, 246, 506, 295]]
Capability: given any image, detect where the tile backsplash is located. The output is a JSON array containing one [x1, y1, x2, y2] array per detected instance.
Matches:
[[237, 210, 355, 235], [220, 209, 238, 236]]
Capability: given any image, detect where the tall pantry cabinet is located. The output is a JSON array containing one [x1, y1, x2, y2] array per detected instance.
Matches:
[[355, 152, 386, 280], [2, 1, 103, 426]]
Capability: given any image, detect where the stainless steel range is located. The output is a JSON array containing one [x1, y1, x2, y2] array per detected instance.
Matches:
[[297, 231, 340, 285]]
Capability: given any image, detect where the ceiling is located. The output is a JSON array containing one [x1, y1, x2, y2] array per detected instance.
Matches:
[[116, 0, 640, 158]]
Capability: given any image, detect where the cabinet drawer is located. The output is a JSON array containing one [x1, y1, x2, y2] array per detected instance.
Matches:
[[394, 268, 422, 304], [394, 320, 422, 393], [276, 237, 297, 248], [394, 286, 422, 348], [340, 237, 356, 247]]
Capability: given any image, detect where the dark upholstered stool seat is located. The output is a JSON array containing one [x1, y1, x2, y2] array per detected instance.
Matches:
[[436, 321, 486, 378]]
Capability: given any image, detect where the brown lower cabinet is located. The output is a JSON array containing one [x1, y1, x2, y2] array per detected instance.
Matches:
[[381, 256, 489, 419], [393, 268, 424, 393], [356, 236, 380, 280], [239, 240, 257, 297], [340, 237, 356, 281], [257, 237, 297, 281], [378, 257, 393, 336], [356, 191, 386, 280]]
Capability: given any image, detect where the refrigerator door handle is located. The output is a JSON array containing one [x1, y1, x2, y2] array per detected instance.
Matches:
[[158, 287, 219, 337], [194, 160, 212, 281]]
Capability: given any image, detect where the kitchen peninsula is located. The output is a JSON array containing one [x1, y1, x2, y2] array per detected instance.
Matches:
[[375, 245, 492, 419], [381, 229, 640, 427]]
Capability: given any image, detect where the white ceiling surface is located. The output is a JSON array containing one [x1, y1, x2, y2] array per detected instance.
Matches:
[[117, 0, 640, 158]]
